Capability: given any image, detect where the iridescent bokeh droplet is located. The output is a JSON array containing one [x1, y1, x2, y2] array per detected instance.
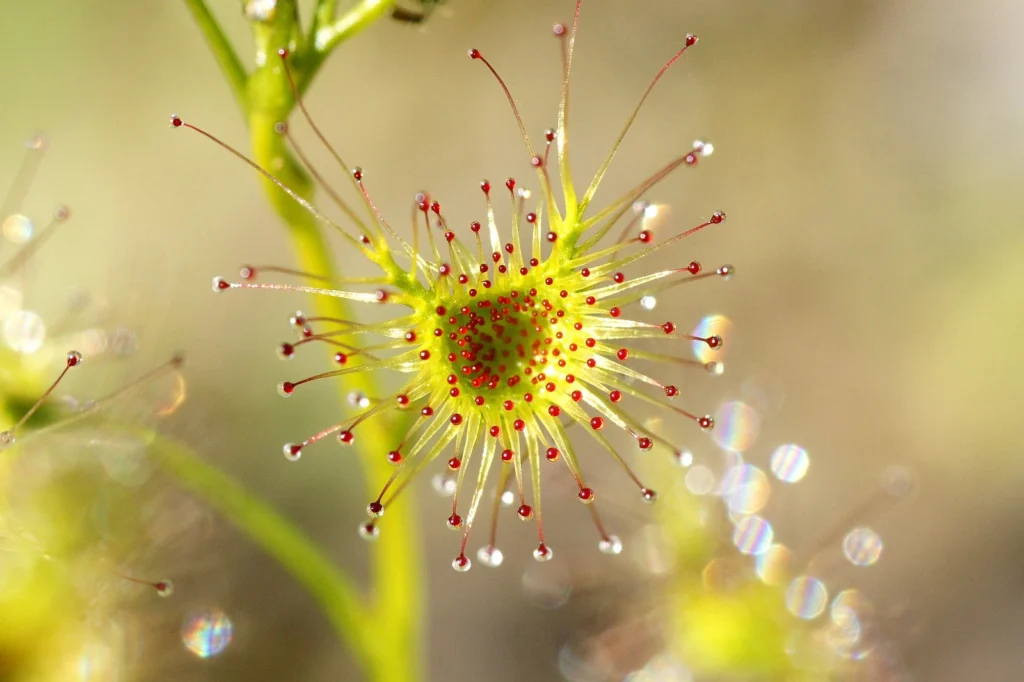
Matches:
[[828, 589, 877, 660], [3, 309, 45, 353], [755, 543, 792, 585], [721, 463, 771, 514], [181, 608, 234, 658], [770, 443, 810, 483], [711, 400, 761, 453], [842, 527, 883, 567], [785, 576, 828, 620], [732, 515, 773, 556], [640, 295, 657, 310]]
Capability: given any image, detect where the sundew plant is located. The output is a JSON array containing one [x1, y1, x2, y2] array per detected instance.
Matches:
[[182, 0, 725, 566], [176, 0, 727, 679]]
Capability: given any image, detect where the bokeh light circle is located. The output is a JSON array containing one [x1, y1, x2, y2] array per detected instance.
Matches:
[[181, 608, 234, 658], [721, 463, 771, 514], [2, 214, 33, 243], [3, 309, 45, 353], [711, 400, 761, 453], [684, 465, 715, 495], [785, 576, 828, 620], [842, 527, 883, 567], [755, 544, 792, 585], [769, 444, 809, 483], [732, 515, 774, 556]]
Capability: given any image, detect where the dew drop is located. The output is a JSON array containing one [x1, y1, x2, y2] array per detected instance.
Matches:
[[243, 0, 277, 21], [3, 309, 45, 353], [282, 443, 302, 461], [452, 554, 472, 572], [500, 490, 514, 506], [693, 139, 714, 157], [431, 473, 457, 497], [477, 545, 504, 568], [358, 522, 379, 540], [598, 535, 623, 555], [533, 543, 554, 562], [704, 361, 724, 375], [181, 608, 233, 658], [155, 580, 174, 598], [640, 295, 657, 310], [842, 527, 883, 567]]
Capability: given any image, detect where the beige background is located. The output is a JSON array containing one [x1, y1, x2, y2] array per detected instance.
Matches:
[[2, 0, 1023, 679]]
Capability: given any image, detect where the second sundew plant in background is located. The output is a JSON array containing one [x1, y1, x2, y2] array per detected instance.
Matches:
[[179, 0, 729, 571]]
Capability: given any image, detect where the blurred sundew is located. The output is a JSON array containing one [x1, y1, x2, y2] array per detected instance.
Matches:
[[552, 379, 911, 681], [0, 136, 207, 681]]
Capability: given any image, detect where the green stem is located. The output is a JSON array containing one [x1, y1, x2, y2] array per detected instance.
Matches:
[[184, 3, 423, 679], [149, 432, 377, 669], [249, 111, 422, 682], [181, 0, 248, 111]]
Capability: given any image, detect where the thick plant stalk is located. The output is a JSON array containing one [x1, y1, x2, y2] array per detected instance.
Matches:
[[181, 2, 421, 680]]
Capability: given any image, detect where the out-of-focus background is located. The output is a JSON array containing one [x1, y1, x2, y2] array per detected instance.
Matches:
[[2, 0, 1023, 680]]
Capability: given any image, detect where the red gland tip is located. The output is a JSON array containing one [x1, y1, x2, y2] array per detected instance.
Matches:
[[687, 261, 702, 275], [590, 416, 605, 431], [545, 447, 559, 461], [553, 23, 566, 37], [66, 350, 83, 367], [170, 114, 182, 128], [338, 430, 355, 445], [447, 514, 463, 529], [279, 342, 295, 359], [387, 450, 402, 464], [283, 443, 302, 460], [237, 265, 253, 281], [367, 501, 384, 517], [641, 487, 659, 502], [352, 167, 363, 181], [277, 47, 289, 59], [501, 448, 514, 462], [698, 415, 715, 431], [685, 33, 699, 47], [637, 437, 653, 451], [279, 381, 295, 396], [505, 178, 516, 191], [468, 48, 481, 59], [517, 504, 533, 520], [578, 487, 595, 503], [710, 210, 726, 224]]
